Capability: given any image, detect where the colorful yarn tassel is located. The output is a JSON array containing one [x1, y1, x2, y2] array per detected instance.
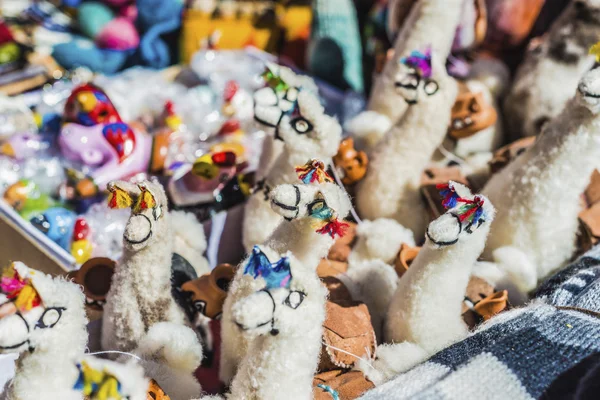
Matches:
[[315, 218, 349, 239], [73, 361, 123, 400], [436, 182, 460, 209], [1, 264, 41, 312], [134, 186, 156, 212], [244, 246, 292, 289], [400, 48, 433, 78], [107, 186, 132, 209], [295, 159, 334, 184]]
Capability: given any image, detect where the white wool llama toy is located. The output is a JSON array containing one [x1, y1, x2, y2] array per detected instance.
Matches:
[[482, 67, 600, 296], [227, 247, 327, 400], [0, 262, 148, 400], [359, 182, 495, 385], [220, 160, 351, 384], [242, 90, 343, 251], [253, 63, 318, 182], [503, 0, 600, 138], [356, 49, 458, 240], [346, 0, 463, 148], [101, 180, 188, 353]]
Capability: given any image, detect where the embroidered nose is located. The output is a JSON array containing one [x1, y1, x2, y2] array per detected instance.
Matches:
[[270, 329, 279, 336]]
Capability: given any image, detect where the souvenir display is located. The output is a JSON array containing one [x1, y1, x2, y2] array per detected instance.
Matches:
[[2, 2, 600, 399]]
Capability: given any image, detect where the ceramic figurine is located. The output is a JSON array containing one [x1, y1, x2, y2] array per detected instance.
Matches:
[[332, 137, 368, 186], [3, 179, 58, 220]]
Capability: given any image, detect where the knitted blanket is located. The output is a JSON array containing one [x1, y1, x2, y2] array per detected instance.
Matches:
[[360, 246, 600, 399]]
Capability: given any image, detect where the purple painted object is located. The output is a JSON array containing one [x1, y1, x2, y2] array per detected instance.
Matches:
[[1, 133, 47, 161], [59, 123, 151, 188]]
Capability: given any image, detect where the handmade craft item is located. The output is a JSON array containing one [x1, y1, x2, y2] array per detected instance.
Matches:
[[227, 249, 328, 400], [356, 49, 458, 240], [482, 67, 600, 296], [242, 90, 343, 250], [360, 182, 495, 385], [332, 138, 368, 186], [503, 0, 600, 138], [347, 0, 463, 148]]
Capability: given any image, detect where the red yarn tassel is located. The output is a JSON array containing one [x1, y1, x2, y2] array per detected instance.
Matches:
[[316, 219, 349, 238]]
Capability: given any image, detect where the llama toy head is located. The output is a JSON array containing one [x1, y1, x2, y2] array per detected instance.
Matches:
[[271, 91, 342, 158], [426, 181, 495, 247], [395, 48, 450, 105], [269, 160, 352, 238], [232, 246, 326, 338], [107, 179, 169, 252], [254, 63, 318, 129], [0, 262, 87, 355], [576, 67, 600, 114]]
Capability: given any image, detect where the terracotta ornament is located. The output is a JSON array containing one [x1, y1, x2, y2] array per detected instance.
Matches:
[[333, 138, 369, 185], [180, 264, 235, 320], [449, 82, 498, 140], [67, 257, 116, 311]]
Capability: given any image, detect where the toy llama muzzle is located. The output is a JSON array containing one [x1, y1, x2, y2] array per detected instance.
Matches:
[[426, 181, 495, 247], [106, 180, 166, 251], [577, 67, 600, 114], [0, 262, 65, 353]]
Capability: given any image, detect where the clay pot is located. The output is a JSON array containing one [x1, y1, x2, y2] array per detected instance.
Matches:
[[67, 257, 116, 311], [180, 263, 235, 320], [333, 138, 368, 186]]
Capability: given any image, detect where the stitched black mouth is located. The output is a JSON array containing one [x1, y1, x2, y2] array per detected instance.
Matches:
[[404, 98, 418, 105], [0, 340, 29, 350], [124, 214, 153, 245], [426, 213, 462, 247], [579, 86, 600, 99]]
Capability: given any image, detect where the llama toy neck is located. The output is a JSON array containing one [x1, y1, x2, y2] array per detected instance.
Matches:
[[368, 0, 462, 122], [387, 231, 488, 352], [230, 316, 324, 400], [483, 101, 600, 277], [265, 218, 335, 268], [357, 88, 456, 239]]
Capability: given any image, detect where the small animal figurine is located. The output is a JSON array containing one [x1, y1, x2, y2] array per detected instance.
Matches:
[[332, 137, 368, 186], [30, 207, 93, 264], [168, 150, 240, 206], [63, 83, 122, 126], [3, 179, 58, 220], [0, 132, 48, 161], [58, 122, 172, 198]]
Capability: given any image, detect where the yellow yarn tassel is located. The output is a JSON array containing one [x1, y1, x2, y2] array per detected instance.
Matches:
[[107, 187, 133, 209]]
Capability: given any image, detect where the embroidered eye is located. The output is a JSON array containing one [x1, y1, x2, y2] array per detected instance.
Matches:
[[36, 307, 65, 329], [291, 117, 313, 134], [396, 72, 420, 90], [307, 198, 326, 215], [152, 205, 163, 221], [423, 80, 439, 96], [194, 300, 207, 315], [284, 291, 305, 309]]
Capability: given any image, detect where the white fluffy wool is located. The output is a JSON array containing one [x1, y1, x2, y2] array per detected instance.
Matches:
[[503, 0, 600, 138], [483, 68, 600, 294], [102, 180, 186, 354], [363, 184, 495, 384], [254, 65, 318, 181], [170, 210, 210, 276], [242, 90, 342, 251], [221, 181, 351, 384], [0, 265, 88, 400], [227, 252, 327, 400], [344, 111, 392, 150], [129, 322, 203, 400], [356, 59, 458, 241], [349, 218, 415, 265], [361, 0, 463, 139]]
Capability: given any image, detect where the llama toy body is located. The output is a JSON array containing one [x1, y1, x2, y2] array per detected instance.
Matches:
[[347, 0, 463, 147], [242, 91, 342, 251], [253, 63, 318, 182], [360, 182, 495, 385], [503, 0, 600, 138], [483, 68, 600, 294], [227, 247, 327, 400], [221, 161, 351, 385], [101, 180, 186, 353], [356, 51, 458, 240]]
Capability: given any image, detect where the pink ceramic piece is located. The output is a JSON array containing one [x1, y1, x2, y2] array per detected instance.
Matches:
[[168, 163, 238, 206], [59, 123, 151, 189], [103, 0, 132, 7], [119, 4, 137, 21], [96, 17, 140, 50], [1, 133, 44, 160]]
